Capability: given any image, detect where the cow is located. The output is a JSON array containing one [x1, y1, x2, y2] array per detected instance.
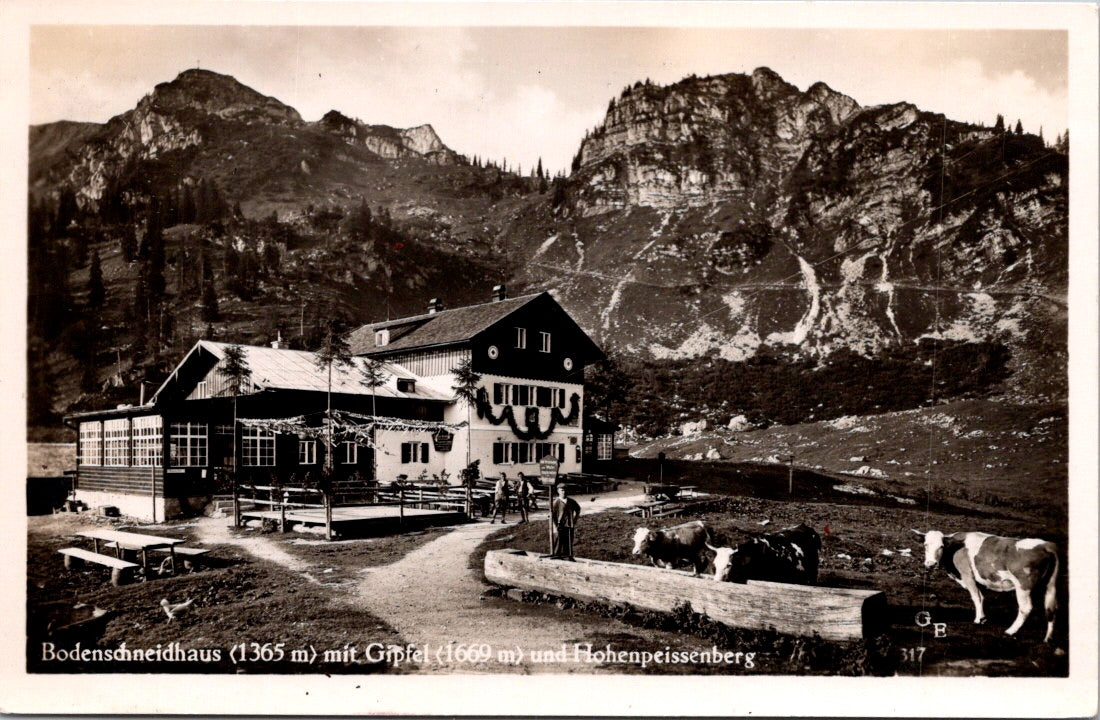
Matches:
[[631, 520, 713, 576], [912, 529, 1059, 642], [707, 524, 820, 585]]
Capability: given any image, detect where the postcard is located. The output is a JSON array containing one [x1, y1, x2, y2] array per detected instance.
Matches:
[[1, 1, 1096, 716]]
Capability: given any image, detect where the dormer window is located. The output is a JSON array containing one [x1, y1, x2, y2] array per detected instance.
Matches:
[[397, 378, 416, 393], [375, 329, 390, 347], [515, 327, 527, 349], [540, 332, 551, 353]]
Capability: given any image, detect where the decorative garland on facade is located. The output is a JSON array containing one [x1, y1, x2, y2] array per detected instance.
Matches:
[[474, 388, 581, 441], [238, 413, 467, 457]]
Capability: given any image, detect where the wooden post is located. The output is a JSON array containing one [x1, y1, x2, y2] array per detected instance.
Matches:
[[324, 491, 333, 541], [279, 496, 287, 533], [150, 467, 157, 523], [399, 488, 405, 523], [465, 473, 472, 517], [231, 473, 241, 529]]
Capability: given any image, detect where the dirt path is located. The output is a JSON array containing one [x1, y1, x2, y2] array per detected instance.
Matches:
[[194, 490, 651, 673], [353, 491, 649, 674]]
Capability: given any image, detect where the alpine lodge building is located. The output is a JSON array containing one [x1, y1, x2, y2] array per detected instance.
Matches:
[[65, 289, 606, 520]]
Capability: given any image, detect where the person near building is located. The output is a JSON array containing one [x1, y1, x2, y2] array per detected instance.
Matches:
[[515, 472, 530, 523], [549, 483, 581, 560], [490, 472, 510, 524]]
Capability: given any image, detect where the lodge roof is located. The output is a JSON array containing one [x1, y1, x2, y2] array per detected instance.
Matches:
[[347, 293, 544, 356], [149, 340, 451, 404]]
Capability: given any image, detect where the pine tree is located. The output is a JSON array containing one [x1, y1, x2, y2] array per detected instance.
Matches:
[[87, 248, 105, 308], [994, 114, 1005, 132], [119, 224, 137, 263], [450, 357, 482, 478], [536, 157, 544, 179], [1014, 119, 1023, 135], [200, 278, 219, 321], [181, 183, 196, 224], [313, 320, 354, 473], [220, 343, 252, 518]]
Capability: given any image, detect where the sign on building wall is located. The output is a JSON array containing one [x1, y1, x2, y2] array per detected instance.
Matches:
[[432, 429, 454, 452]]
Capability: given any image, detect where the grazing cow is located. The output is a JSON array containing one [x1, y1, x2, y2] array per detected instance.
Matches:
[[631, 520, 713, 576], [707, 524, 820, 585], [912, 529, 1059, 642]]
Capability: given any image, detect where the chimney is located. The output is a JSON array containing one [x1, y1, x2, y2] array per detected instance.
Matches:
[[427, 298, 443, 314], [270, 331, 283, 349], [492, 284, 507, 302]]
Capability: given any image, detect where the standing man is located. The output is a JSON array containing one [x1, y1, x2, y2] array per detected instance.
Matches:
[[515, 472, 530, 523], [549, 484, 581, 560], [490, 471, 510, 524]]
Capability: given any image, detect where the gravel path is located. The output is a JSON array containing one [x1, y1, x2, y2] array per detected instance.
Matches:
[[355, 491, 649, 674], [195, 490, 652, 673]]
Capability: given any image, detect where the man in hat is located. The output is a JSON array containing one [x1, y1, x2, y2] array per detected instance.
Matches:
[[549, 484, 581, 560], [515, 472, 530, 523], [490, 471, 510, 524]]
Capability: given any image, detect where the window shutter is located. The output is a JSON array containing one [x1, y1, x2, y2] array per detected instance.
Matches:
[[557, 444, 565, 462], [536, 386, 550, 407], [421, 443, 429, 462], [493, 383, 502, 404], [401, 443, 411, 463], [493, 443, 503, 464]]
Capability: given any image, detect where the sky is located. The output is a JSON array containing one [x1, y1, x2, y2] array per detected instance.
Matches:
[[30, 25, 1067, 176]]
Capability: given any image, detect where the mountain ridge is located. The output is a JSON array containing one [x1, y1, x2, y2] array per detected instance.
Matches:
[[27, 66, 1068, 434]]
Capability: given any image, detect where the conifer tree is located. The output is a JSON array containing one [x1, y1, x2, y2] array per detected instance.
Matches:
[[87, 248, 105, 308], [1015, 119, 1023, 135]]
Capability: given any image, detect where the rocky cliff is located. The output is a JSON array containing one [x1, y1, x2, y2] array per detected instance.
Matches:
[[511, 69, 1066, 399]]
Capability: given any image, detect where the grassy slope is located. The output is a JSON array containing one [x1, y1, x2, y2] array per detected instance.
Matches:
[[27, 514, 432, 673], [631, 398, 1067, 525]]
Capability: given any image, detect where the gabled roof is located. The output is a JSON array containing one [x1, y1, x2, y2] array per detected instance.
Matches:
[[347, 293, 544, 355], [150, 340, 451, 404]]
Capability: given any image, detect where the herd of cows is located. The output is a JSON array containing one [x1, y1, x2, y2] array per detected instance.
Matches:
[[630, 520, 1060, 643]]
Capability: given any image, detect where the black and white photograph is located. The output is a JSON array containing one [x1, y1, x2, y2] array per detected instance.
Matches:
[[2, 1, 1096, 716]]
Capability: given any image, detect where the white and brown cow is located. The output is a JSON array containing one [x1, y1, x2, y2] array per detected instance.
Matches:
[[707, 524, 821, 585], [631, 520, 713, 576], [913, 529, 1059, 642]]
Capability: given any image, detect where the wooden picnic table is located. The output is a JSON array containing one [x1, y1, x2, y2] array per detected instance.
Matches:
[[76, 529, 185, 573]]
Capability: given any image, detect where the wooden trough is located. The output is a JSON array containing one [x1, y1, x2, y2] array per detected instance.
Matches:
[[485, 549, 887, 642]]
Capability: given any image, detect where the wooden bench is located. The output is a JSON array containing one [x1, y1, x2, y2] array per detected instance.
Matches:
[[59, 547, 139, 586]]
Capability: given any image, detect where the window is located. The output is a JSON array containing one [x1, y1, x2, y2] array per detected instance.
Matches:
[[536, 442, 565, 463], [551, 388, 566, 408], [103, 419, 131, 466], [511, 384, 531, 406], [342, 442, 358, 465], [133, 416, 163, 467], [515, 327, 526, 349], [170, 422, 208, 467], [396, 378, 416, 393], [241, 426, 274, 467], [299, 440, 317, 465], [493, 441, 561, 465], [215, 424, 234, 436], [195, 381, 209, 399], [597, 434, 613, 460], [400, 442, 429, 463], [79, 422, 102, 466], [493, 382, 511, 405], [536, 386, 551, 407], [375, 329, 389, 347], [540, 332, 551, 353]]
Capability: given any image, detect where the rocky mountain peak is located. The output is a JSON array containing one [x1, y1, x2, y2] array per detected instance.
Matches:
[[567, 68, 863, 215], [138, 68, 303, 125]]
